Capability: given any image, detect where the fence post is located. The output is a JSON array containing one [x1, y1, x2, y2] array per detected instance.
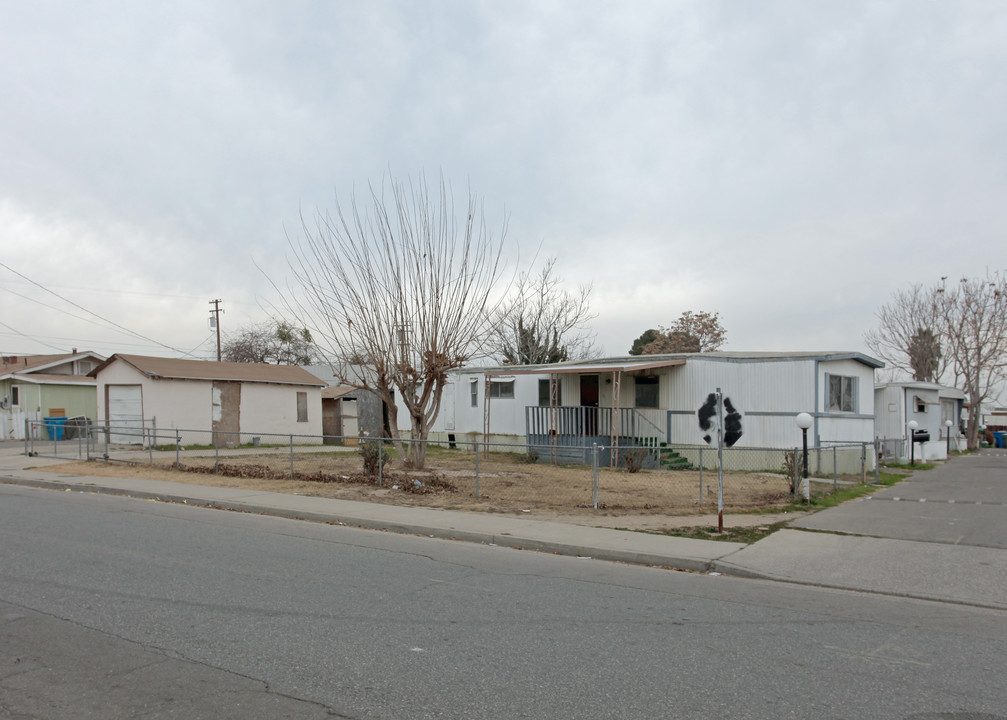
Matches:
[[215, 432, 220, 474], [378, 437, 384, 488], [24, 417, 29, 457], [860, 442, 866, 484], [289, 434, 294, 480], [475, 441, 480, 498], [833, 446, 838, 493], [698, 446, 704, 505], [592, 443, 599, 510], [874, 439, 881, 484], [175, 430, 181, 468]]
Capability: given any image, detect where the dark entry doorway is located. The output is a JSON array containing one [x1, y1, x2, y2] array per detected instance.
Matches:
[[580, 375, 599, 436]]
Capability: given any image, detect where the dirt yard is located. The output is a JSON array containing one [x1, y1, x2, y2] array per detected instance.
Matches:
[[46, 445, 809, 531]]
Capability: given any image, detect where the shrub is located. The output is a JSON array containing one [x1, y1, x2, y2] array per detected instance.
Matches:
[[359, 440, 389, 477], [623, 448, 648, 474], [782, 450, 804, 493]]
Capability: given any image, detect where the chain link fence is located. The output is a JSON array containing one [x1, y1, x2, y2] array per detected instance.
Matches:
[[24, 419, 887, 513]]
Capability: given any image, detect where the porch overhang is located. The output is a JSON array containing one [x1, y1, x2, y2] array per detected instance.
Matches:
[[482, 358, 686, 376]]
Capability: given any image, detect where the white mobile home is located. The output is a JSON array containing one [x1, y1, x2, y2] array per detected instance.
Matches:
[[91, 354, 326, 446], [874, 382, 966, 460], [406, 352, 883, 462]]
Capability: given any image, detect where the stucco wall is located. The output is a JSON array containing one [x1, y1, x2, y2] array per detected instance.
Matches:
[[96, 359, 322, 445], [239, 383, 322, 442]]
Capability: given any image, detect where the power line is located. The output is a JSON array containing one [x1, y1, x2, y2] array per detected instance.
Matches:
[[1, 286, 146, 339], [0, 320, 70, 353], [0, 262, 198, 357]]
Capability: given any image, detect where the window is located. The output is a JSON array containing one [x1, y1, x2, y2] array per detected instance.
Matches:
[[10, 385, 19, 407], [470, 380, 479, 407], [489, 380, 514, 399], [827, 375, 857, 413], [538, 379, 563, 406], [914, 395, 927, 414], [296, 392, 308, 422], [635, 376, 659, 409]]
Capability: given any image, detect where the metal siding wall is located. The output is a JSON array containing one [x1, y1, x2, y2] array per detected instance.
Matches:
[[666, 358, 816, 447]]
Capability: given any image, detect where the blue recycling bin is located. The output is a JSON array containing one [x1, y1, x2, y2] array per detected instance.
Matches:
[[995, 432, 1006, 449], [44, 417, 68, 441]]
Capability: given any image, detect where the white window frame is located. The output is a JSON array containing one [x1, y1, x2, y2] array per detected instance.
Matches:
[[489, 379, 515, 399], [470, 379, 479, 408], [826, 373, 858, 413], [10, 385, 20, 408]]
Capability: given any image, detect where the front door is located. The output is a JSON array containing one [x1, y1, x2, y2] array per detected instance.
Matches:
[[322, 398, 342, 445], [580, 375, 599, 436]]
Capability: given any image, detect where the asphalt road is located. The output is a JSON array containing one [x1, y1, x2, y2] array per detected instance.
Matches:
[[2, 484, 1006, 719]]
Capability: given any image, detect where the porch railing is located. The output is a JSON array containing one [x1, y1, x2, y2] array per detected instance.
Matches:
[[525, 406, 664, 446]]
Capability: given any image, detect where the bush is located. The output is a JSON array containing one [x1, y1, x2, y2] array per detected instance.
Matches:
[[623, 448, 648, 474], [359, 440, 389, 477], [782, 450, 804, 493]]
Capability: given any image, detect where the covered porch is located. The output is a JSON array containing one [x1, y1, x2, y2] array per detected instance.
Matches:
[[481, 358, 686, 466]]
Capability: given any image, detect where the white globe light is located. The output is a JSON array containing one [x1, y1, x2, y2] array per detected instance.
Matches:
[[945, 420, 953, 428], [908, 420, 919, 431], [795, 412, 813, 430]]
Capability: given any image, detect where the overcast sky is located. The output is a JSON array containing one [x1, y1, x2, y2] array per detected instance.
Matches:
[[2, 1, 1005, 365]]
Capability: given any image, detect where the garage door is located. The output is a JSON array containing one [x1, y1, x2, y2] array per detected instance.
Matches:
[[107, 385, 143, 444]]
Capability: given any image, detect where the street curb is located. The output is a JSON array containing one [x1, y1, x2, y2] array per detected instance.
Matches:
[[0, 475, 731, 572]]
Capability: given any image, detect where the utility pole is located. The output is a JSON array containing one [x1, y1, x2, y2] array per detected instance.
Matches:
[[209, 299, 224, 361]]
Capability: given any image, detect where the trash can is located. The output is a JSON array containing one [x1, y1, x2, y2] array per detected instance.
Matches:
[[44, 417, 68, 441], [995, 432, 1006, 449]]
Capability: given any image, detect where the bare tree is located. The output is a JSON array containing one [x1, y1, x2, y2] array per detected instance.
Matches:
[[222, 320, 319, 365], [936, 273, 1007, 449], [492, 258, 597, 364], [642, 311, 726, 354], [868, 274, 1007, 449], [865, 283, 948, 381], [279, 173, 508, 468]]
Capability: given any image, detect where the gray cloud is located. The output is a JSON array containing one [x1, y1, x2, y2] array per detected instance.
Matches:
[[1, 1, 1005, 359]]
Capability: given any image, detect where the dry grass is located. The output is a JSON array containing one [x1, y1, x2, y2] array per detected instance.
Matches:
[[50, 445, 798, 517]]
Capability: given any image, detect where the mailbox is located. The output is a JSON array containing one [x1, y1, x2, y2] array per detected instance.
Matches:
[[913, 430, 931, 443]]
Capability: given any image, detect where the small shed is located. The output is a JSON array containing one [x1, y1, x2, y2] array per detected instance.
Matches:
[[90, 354, 326, 446]]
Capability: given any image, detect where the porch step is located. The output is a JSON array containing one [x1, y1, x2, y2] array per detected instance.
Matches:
[[658, 443, 693, 471]]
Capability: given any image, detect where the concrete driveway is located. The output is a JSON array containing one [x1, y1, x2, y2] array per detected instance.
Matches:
[[790, 450, 1007, 548], [715, 451, 1007, 608]]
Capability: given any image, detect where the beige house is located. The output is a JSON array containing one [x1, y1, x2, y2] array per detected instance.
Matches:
[[90, 354, 326, 446]]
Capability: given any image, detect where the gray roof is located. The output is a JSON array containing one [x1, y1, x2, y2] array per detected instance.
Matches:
[[463, 351, 885, 374], [91, 354, 326, 387]]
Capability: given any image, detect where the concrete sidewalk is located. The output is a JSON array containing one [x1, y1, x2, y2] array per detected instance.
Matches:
[[0, 454, 747, 573], [3, 448, 1005, 610]]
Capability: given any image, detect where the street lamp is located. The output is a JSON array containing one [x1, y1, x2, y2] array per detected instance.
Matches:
[[908, 420, 919, 465], [795, 412, 813, 502], [945, 419, 953, 456]]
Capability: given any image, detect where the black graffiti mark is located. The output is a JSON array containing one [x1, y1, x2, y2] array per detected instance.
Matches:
[[697, 393, 744, 447], [723, 398, 743, 447]]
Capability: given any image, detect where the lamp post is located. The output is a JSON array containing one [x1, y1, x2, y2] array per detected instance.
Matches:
[[908, 420, 919, 465], [945, 419, 953, 457], [796, 412, 813, 503]]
